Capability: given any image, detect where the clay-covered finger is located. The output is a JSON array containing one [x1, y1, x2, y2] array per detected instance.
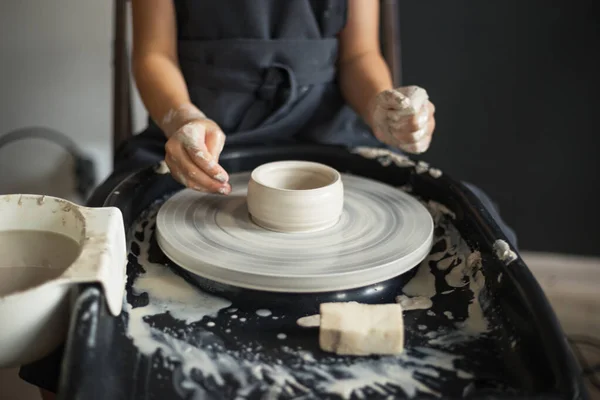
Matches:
[[206, 129, 226, 162], [170, 152, 231, 194], [377, 89, 411, 110], [398, 121, 434, 154], [427, 101, 436, 115], [176, 123, 206, 150], [398, 136, 430, 154], [388, 113, 422, 133], [387, 119, 410, 132], [417, 105, 430, 126], [186, 145, 229, 185], [401, 134, 432, 154], [392, 108, 433, 144], [164, 157, 188, 187], [173, 122, 229, 184], [165, 134, 228, 192], [391, 127, 427, 144], [386, 109, 409, 123], [393, 105, 429, 133]]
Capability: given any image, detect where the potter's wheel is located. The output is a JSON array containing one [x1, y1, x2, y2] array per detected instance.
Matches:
[[156, 172, 433, 293]]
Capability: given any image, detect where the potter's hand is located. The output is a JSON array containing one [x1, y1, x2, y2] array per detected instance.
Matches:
[[164, 119, 231, 194], [370, 86, 436, 154]]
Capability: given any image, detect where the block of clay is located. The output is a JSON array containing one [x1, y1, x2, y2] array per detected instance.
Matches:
[[319, 302, 404, 356]]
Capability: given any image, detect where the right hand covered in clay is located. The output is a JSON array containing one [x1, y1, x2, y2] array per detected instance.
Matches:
[[162, 106, 231, 195], [369, 86, 436, 154]]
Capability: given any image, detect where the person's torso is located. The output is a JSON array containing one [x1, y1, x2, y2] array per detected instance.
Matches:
[[127, 1, 386, 170], [174, 0, 363, 144], [173, 0, 346, 41]]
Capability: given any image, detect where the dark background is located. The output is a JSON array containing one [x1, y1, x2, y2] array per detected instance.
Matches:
[[398, 1, 599, 256]]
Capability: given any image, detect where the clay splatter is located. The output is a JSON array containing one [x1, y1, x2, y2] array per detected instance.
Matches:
[[154, 161, 170, 175], [396, 295, 433, 310], [255, 309, 272, 317], [493, 239, 518, 265], [429, 168, 443, 178], [121, 196, 497, 398], [352, 147, 416, 168]]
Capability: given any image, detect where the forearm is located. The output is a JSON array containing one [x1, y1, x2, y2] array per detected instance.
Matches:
[[338, 50, 393, 128], [132, 53, 202, 137]]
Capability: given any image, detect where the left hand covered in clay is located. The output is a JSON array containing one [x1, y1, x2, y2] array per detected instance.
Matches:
[[370, 86, 436, 154]]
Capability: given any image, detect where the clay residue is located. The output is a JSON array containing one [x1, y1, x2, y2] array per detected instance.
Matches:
[[123, 200, 477, 398], [52, 197, 86, 229], [297, 314, 321, 328], [462, 267, 489, 334], [402, 257, 436, 298], [415, 161, 430, 174], [427, 200, 456, 220], [352, 147, 446, 179], [429, 168, 443, 178], [401, 200, 491, 345], [352, 146, 416, 168], [396, 295, 433, 311], [493, 240, 518, 265], [255, 309, 272, 317], [155, 160, 170, 175]]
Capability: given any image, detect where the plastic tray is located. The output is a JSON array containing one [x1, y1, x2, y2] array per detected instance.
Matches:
[[56, 144, 587, 400]]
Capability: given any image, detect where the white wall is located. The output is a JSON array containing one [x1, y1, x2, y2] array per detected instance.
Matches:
[[0, 0, 147, 204]]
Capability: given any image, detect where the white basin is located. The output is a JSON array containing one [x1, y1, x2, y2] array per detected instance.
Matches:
[[0, 194, 127, 368]]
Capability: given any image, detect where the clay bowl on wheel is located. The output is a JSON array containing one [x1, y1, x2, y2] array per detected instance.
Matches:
[[246, 160, 344, 233]]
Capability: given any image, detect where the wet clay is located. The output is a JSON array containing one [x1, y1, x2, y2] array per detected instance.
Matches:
[[0, 230, 80, 296], [120, 197, 485, 398]]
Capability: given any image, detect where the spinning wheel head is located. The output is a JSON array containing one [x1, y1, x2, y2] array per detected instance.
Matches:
[[156, 171, 433, 294]]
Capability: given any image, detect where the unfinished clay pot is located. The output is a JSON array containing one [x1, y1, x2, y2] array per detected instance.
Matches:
[[246, 161, 344, 233]]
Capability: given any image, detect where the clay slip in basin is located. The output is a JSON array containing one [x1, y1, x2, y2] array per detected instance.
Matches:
[[0, 195, 126, 368], [246, 161, 344, 233]]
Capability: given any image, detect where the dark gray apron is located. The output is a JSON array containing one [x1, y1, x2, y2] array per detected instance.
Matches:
[[115, 0, 381, 171]]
